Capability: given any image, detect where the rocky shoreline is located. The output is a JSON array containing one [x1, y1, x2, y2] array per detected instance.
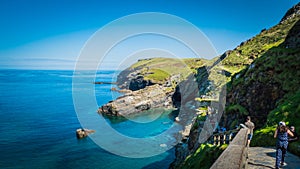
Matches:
[[96, 3, 300, 168], [97, 84, 174, 116], [96, 55, 218, 167]]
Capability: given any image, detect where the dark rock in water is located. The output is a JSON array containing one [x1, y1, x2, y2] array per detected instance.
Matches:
[[98, 84, 174, 117], [94, 81, 117, 85], [76, 128, 95, 139]]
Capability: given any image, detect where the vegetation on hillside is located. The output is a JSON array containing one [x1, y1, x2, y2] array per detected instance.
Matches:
[[118, 4, 300, 168], [129, 57, 206, 85], [174, 144, 227, 169], [222, 14, 299, 73], [222, 7, 300, 156], [252, 90, 300, 155], [177, 3, 300, 168]]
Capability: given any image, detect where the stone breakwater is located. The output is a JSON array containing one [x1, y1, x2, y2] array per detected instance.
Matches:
[[97, 84, 174, 117]]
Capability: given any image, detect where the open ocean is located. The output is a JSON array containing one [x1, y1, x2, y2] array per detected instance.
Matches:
[[0, 70, 178, 169]]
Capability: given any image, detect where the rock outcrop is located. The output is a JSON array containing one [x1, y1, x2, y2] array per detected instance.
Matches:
[[128, 75, 154, 91], [76, 128, 95, 139], [98, 84, 174, 117], [280, 2, 300, 23], [223, 9, 300, 129], [117, 68, 154, 91], [171, 3, 300, 168]]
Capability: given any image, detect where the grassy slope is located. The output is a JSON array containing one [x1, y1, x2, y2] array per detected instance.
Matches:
[[222, 13, 299, 74], [130, 57, 205, 83], [123, 8, 300, 169], [176, 8, 300, 169], [221, 12, 300, 155], [252, 90, 300, 155], [175, 144, 228, 169]]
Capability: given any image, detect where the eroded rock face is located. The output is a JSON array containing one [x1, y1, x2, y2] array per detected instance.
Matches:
[[225, 80, 285, 128], [280, 2, 300, 23], [98, 84, 174, 117], [128, 75, 154, 91], [283, 19, 300, 49], [117, 68, 154, 91]]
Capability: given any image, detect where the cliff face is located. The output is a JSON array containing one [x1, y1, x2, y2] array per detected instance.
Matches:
[[171, 2, 300, 168], [100, 58, 205, 118], [222, 3, 300, 129], [116, 58, 205, 90], [117, 68, 154, 91], [96, 3, 300, 167], [98, 84, 174, 116], [280, 2, 300, 23]]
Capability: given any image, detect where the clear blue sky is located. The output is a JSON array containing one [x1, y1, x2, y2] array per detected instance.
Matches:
[[0, 0, 298, 69]]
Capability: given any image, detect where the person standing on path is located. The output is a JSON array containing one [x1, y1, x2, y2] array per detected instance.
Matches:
[[288, 126, 299, 143], [274, 121, 294, 169], [245, 116, 255, 147]]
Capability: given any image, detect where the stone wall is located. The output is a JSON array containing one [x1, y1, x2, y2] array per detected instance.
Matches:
[[210, 128, 248, 169]]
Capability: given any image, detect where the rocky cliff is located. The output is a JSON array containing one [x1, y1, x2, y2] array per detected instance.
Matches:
[[99, 58, 205, 118], [221, 2, 300, 129], [170, 2, 300, 168], [98, 84, 174, 116], [96, 3, 300, 168]]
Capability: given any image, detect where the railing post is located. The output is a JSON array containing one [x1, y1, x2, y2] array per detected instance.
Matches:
[[210, 128, 248, 169], [214, 135, 217, 145]]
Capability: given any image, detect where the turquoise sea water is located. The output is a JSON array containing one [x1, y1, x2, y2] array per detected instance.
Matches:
[[0, 70, 178, 169]]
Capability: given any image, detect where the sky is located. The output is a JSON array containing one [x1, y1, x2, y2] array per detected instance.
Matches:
[[0, 0, 298, 70]]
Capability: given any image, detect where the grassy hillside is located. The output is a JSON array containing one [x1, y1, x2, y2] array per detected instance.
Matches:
[[221, 13, 299, 74], [176, 5, 300, 169], [252, 89, 300, 155], [174, 144, 227, 169], [119, 5, 300, 168], [221, 4, 300, 156], [129, 57, 205, 83]]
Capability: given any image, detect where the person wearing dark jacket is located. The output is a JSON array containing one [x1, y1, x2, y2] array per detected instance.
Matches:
[[288, 126, 299, 143]]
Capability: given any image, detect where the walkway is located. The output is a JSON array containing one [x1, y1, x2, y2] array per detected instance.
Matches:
[[247, 147, 300, 169]]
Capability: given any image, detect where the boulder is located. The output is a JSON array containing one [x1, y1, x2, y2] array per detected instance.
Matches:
[[76, 128, 95, 139]]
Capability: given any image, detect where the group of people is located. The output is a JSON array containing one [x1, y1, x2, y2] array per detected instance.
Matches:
[[244, 116, 299, 169]]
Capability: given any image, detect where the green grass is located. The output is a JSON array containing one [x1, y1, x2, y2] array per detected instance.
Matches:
[[219, 11, 300, 156], [195, 98, 219, 102], [175, 144, 228, 169], [251, 90, 300, 155], [221, 14, 300, 73], [128, 57, 207, 86], [144, 68, 170, 82], [251, 126, 277, 147], [266, 90, 300, 152], [266, 90, 300, 127], [182, 58, 206, 73], [261, 39, 285, 51], [226, 104, 249, 116], [191, 114, 207, 130]]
